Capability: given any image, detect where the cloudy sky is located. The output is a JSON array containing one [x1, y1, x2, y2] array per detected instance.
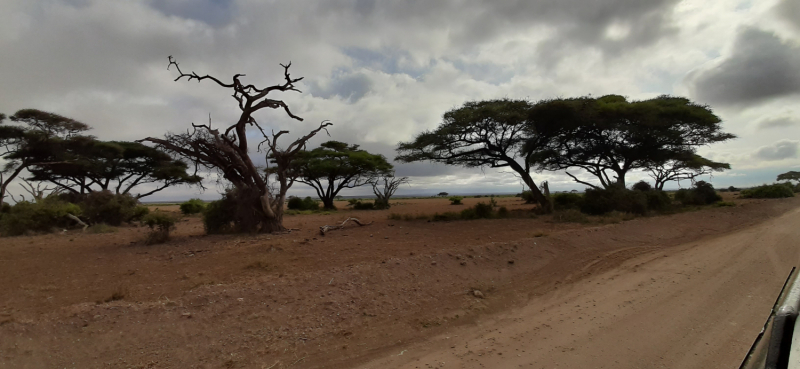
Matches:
[[1, 0, 799, 201]]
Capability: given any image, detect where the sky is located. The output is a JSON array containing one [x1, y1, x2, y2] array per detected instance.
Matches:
[[1, 0, 799, 201]]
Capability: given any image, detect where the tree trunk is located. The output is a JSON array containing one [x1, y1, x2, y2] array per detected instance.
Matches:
[[321, 197, 336, 210], [259, 215, 285, 233]]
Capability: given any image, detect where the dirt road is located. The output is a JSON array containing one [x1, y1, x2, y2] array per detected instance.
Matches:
[[356, 206, 800, 369]]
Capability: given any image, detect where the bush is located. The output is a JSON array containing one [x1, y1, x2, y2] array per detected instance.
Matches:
[[473, 202, 494, 218], [349, 199, 375, 210], [73, 191, 139, 226], [740, 183, 795, 199], [142, 211, 177, 245], [449, 196, 464, 205], [580, 187, 648, 215], [180, 198, 206, 215], [0, 198, 82, 236], [728, 186, 739, 192], [432, 212, 460, 221], [87, 223, 117, 234], [631, 180, 652, 192], [551, 209, 589, 223], [519, 190, 535, 204], [552, 193, 583, 210], [497, 206, 509, 218], [132, 205, 150, 221], [288, 196, 320, 211], [203, 195, 237, 234], [644, 190, 672, 211], [677, 181, 722, 205]]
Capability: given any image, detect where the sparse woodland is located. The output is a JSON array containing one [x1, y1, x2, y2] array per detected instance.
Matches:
[[2, 56, 798, 238]]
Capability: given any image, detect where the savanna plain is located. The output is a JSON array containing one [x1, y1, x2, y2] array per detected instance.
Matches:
[[2, 193, 799, 369]]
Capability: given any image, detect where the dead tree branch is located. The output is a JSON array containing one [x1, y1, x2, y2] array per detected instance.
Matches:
[[319, 217, 373, 236]]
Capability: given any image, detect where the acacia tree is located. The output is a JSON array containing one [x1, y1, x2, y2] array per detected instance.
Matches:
[[141, 57, 331, 233], [777, 171, 800, 183], [525, 95, 736, 189], [0, 110, 91, 203], [27, 140, 201, 198], [372, 173, 409, 209], [291, 141, 393, 209], [396, 99, 551, 211], [646, 153, 730, 190]]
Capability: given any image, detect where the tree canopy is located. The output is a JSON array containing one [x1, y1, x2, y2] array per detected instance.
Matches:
[[1, 109, 93, 202], [524, 95, 735, 189], [777, 171, 800, 183], [396, 99, 551, 210], [646, 153, 730, 190], [291, 141, 393, 209], [26, 140, 202, 198]]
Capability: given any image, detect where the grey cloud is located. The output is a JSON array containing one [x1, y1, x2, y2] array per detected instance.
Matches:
[[307, 71, 373, 103], [690, 27, 800, 106], [753, 140, 799, 161], [775, 0, 800, 31], [149, 0, 236, 27], [449, 59, 514, 85], [343, 48, 431, 79], [757, 116, 799, 130]]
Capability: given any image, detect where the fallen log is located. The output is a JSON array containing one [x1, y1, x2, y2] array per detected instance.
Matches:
[[66, 213, 88, 232], [319, 217, 373, 235]]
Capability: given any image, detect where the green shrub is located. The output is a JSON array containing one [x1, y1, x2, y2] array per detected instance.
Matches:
[[552, 193, 583, 210], [678, 181, 722, 205], [1, 202, 10, 214], [87, 223, 117, 234], [203, 196, 237, 234], [74, 191, 139, 226], [142, 211, 177, 245], [581, 187, 647, 215], [432, 212, 460, 221], [353, 201, 375, 210], [519, 190, 535, 204], [728, 186, 739, 192], [288, 196, 320, 211], [0, 198, 82, 236], [179, 198, 206, 215], [497, 206, 509, 218], [551, 209, 589, 223], [131, 205, 150, 221], [373, 199, 390, 210], [449, 196, 464, 205], [740, 183, 795, 199], [644, 190, 672, 211], [631, 180, 652, 192], [473, 202, 494, 218]]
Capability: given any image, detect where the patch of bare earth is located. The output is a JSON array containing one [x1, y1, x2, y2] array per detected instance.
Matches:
[[0, 195, 797, 368]]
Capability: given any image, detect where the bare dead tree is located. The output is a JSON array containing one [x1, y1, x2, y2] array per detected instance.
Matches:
[[140, 56, 332, 233], [371, 174, 410, 209], [19, 178, 63, 202]]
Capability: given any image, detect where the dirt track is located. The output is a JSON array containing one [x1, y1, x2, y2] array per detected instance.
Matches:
[[1, 196, 799, 368], [356, 204, 800, 369]]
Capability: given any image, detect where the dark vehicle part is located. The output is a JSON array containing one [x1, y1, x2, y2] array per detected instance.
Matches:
[[740, 267, 800, 369]]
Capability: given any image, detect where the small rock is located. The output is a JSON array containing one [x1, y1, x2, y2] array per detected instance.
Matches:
[[370, 234, 373, 237], [460, 261, 467, 266], [431, 261, 437, 265], [384, 236, 389, 239], [473, 290, 484, 298], [181, 312, 192, 318], [508, 260, 515, 265]]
